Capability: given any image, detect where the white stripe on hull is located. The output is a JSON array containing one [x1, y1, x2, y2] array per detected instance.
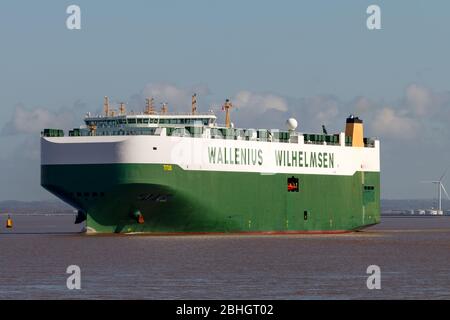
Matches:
[[41, 136, 380, 176]]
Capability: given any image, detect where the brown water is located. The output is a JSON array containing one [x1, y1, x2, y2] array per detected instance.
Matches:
[[0, 214, 450, 299]]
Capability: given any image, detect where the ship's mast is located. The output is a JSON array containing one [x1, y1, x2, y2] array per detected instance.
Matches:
[[145, 97, 155, 115], [223, 99, 233, 128], [119, 102, 126, 115], [161, 102, 168, 114], [192, 94, 197, 115], [104, 96, 110, 116]]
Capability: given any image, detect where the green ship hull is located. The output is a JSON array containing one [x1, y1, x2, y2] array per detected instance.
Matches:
[[41, 164, 380, 234]]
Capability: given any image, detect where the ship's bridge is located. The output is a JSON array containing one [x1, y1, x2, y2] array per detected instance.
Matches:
[[81, 113, 217, 136]]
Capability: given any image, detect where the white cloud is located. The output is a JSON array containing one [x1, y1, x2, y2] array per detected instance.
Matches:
[[405, 83, 434, 116], [353, 96, 372, 114], [369, 84, 450, 140], [372, 107, 419, 139], [233, 91, 288, 113], [2, 105, 75, 135], [303, 95, 340, 126], [142, 83, 210, 112]]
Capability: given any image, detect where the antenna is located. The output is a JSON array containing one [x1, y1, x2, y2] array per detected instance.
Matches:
[[145, 97, 155, 115], [104, 96, 110, 116], [223, 99, 233, 128], [421, 168, 450, 214], [161, 102, 168, 114], [119, 102, 126, 115], [192, 94, 197, 115]]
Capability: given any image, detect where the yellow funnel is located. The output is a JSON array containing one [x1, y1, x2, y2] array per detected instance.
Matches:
[[345, 116, 364, 147]]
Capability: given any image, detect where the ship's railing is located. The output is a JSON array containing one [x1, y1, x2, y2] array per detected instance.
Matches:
[[48, 127, 378, 148], [41, 128, 64, 137], [303, 133, 340, 146], [85, 112, 216, 119]]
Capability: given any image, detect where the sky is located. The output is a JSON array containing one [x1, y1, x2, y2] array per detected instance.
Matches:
[[1, 0, 450, 200]]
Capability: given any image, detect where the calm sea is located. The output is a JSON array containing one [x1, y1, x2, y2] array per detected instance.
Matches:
[[0, 214, 449, 299]]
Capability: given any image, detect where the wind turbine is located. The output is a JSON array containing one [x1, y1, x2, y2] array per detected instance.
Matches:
[[422, 169, 450, 215]]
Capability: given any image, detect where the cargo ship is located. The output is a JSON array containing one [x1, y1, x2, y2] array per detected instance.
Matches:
[[41, 95, 380, 234]]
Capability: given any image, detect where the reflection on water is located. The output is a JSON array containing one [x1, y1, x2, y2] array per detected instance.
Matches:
[[0, 214, 450, 299]]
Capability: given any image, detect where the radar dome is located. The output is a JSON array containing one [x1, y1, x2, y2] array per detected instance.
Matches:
[[286, 118, 298, 131]]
